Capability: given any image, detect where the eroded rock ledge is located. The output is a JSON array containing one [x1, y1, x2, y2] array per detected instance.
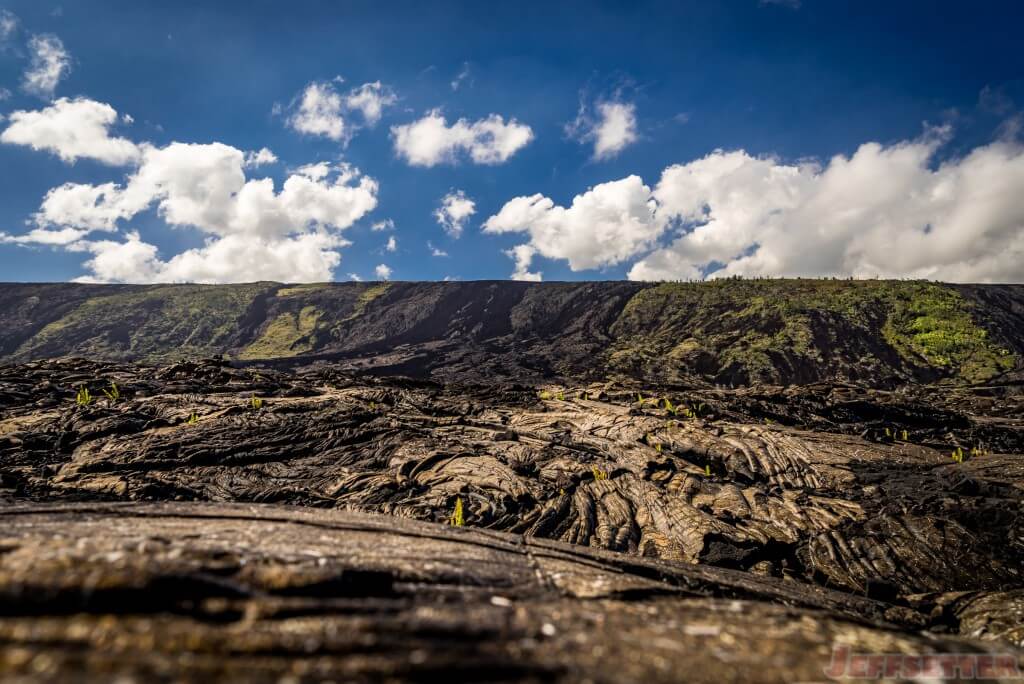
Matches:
[[1, 502, 1021, 683]]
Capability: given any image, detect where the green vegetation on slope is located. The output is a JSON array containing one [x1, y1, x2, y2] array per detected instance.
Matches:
[[238, 282, 393, 359], [275, 284, 331, 298], [345, 283, 391, 321], [610, 279, 1016, 384], [2, 280, 1018, 386], [881, 284, 1015, 382], [238, 305, 322, 359], [14, 284, 275, 362]]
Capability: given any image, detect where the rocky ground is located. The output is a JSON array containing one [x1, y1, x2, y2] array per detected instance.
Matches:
[[1, 356, 1023, 681]]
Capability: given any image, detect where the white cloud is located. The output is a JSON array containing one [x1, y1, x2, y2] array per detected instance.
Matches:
[[1, 226, 90, 246], [0, 88, 11, 101], [23, 34, 70, 98], [5, 100, 380, 283], [385, 235, 396, 252], [484, 127, 1024, 283], [288, 81, 345, 141], [374, 263, 392, 280], [391, 109, 533, 166], [74, 230, 350, 284], [348, 272, 363, 282], [434, 190, 476, 238], [427, 241, 448, 257], [371, 218, 394, 232], [506, 244, 542, 281], [344, 81, 397, 126], [33, 144, 378, 241], [244, 147, 278, 168], [629, 132, 1024, 283], [567, 100, 638, 160], [287, 79, 396, 144], [292, 161, 330, 180], [484, 175, 661, 275], [1, 98, 141, 165], [35, 182, 133, 231]]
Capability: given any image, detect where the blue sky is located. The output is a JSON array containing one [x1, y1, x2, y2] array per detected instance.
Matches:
[[1, 0, 1023, 283]]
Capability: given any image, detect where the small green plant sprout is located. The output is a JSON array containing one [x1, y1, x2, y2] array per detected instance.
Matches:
[[101, 382, 121, 404], [951, 447, 965, 464], [559, 488, 566, 496], [970, 446, 987, 458], [538, 390, 553, 400], [901, 429, 909, 441], [75, 386, 93, 407], [591, 466, 609, 481], [448, 497, 465, 527], [661, 397, 676, 414], [884, 427, 892, 439], [249, 395, 263, 410], [655, 443, 662, 452], [369, 401, 377, 411], [187, 412, 199, 425], [705, 464, 711, 477], [555, 390, 565, 401], [579, 390, 589, 400]]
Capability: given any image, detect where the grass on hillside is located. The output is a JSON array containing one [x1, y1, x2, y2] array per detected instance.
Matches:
[[15, 284, 275, 362], [609, 279, 1015, 383]]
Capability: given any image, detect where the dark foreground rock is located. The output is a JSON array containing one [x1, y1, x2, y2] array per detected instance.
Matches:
[[3, 358, 1023, 597], [1, 357, 1023, 681], [1, 502, 1022, 683]]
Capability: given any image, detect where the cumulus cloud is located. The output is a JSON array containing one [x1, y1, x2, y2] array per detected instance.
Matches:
[[391, 109, 533, 166], [371, 218, 394, 232], [385, 236, 396, 252], [483, 175, 661, 275], [33, 144, 378, 242], [344, 81, 397, 125], [434, 190, 476, 238], [566, 100, 638, 160], [287, 79, 396, 144], [427, 241, 448, 257], [505, 244, 542, 281], [374, 263, 392, 280], [288, 82, 345, 140], [485, 128, 1024, 283], [23, 34, 70, 98], [74, 230, 351, 284], [244, 147, 278, 167], [630, 132, 1024, 283], [1, 97, 141, 165], [5, 99, 380, 283], [1, 226, 90, 246]]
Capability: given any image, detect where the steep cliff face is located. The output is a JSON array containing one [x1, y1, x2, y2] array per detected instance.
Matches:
[[1, 279, 1021, 386]]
